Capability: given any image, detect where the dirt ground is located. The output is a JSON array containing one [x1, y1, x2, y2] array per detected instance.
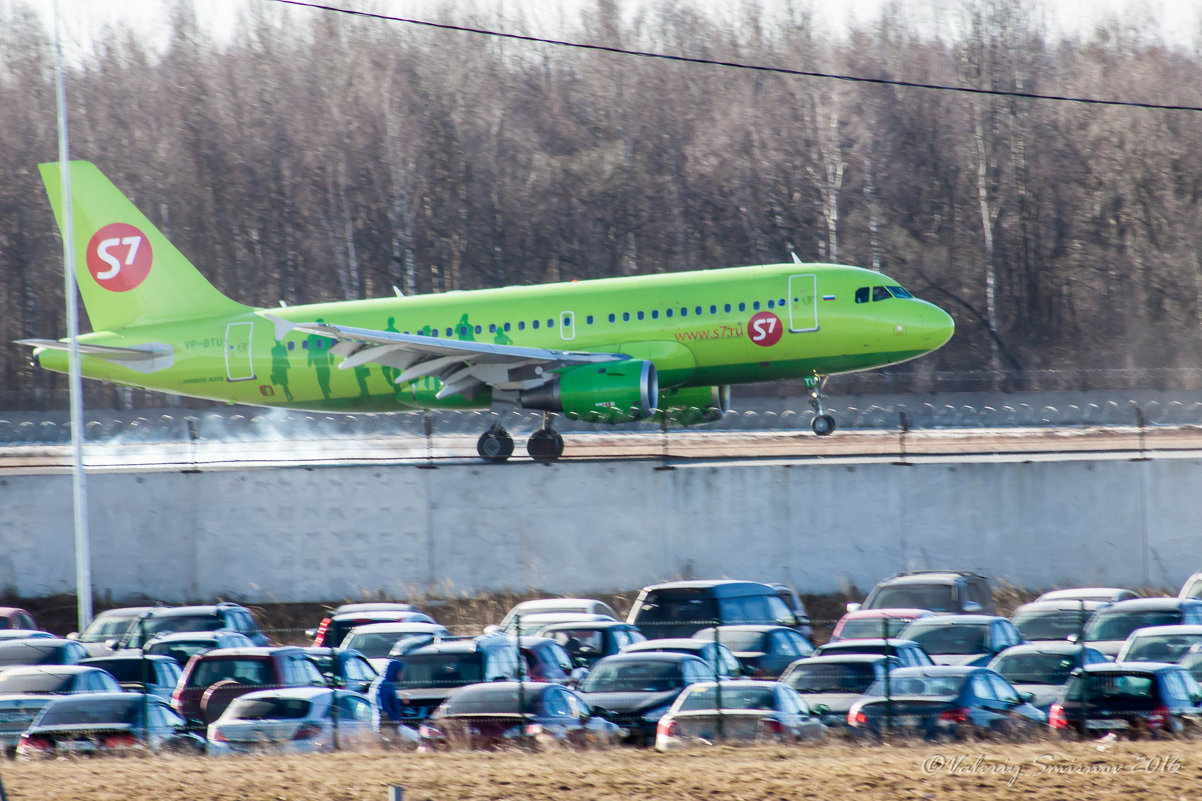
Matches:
[[5, 739, 1200, 801]]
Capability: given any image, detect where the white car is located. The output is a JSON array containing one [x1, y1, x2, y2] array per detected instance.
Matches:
[[340, 622, 451, 673], [207, 687, 412, 754], [1115, 624, 1202, 664], [497, 599, 620, 634]]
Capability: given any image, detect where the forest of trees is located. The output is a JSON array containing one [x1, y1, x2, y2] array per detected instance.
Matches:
[[2, 0, 1202, 410]]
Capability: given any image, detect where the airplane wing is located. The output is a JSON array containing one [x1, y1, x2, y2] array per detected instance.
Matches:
[[270, 317, 626, 400]]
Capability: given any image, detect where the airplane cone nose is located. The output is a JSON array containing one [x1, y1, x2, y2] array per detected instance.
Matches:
[[910, 302, 955, 351]]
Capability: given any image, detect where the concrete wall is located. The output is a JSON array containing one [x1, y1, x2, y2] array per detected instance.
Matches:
[[3, 457, 1197, 603]]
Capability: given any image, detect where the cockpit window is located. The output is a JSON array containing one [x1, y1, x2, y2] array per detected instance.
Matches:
[[855, 287, 870, 304], [887, 285, 913, 299], [871, 286, 892, 302]]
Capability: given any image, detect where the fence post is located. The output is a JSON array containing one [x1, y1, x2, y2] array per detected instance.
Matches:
[[419, 412, 437, 469], [882, 616, 892, 737]]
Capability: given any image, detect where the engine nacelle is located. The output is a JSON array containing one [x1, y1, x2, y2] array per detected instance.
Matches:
[[655, 385, 731, 425], [520, 360, 658, 423]]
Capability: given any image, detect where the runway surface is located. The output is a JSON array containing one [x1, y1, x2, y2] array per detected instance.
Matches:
[[2, 425, 1200, 473]]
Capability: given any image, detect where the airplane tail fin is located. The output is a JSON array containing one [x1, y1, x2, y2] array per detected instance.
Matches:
[[39, 161, 250, 332]]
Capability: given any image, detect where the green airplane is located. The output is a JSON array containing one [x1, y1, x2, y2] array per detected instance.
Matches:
[[20, 161, 953, 461]]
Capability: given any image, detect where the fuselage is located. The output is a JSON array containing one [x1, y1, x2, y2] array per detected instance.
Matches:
[[35, 263, 953, 413]]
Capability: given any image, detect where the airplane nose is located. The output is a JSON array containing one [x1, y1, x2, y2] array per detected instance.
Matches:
[[908, 302, 955, 351]]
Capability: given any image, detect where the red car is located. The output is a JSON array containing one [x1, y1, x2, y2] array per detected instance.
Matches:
[[829, 609, 936, 642], [0, 608, 37, 631], [172, 647, 327, 725]]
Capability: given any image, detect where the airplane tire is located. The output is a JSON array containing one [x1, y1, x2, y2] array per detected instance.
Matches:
[[811, 414, 837, 436], [527, 429, 564, 461], [477, 428, 514, 462]]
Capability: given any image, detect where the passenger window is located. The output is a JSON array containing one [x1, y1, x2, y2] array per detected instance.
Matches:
[[651, 310, 659, 319], [681, 308, 688, 317], [622, 313, 629, 322], [695, 306, 702, 315], [772, 632, 797, 657], [972, 675, 998, 700], [504, 322, 511, 332], [547, 319, 553, 328], [543, 689, 571, 718], [533, 320, 540, 329], [738, 302, 746, 312], [518, 321, 526, 331], [585, 316, 593, 325], [724, 304, 731, 313], [608, 314, 615, 323], [872, 286, 891, 302], [637, 311, 644, 320], [666, 309, 673, 318], [753, 301, 760, 310], [989, 674, 1020, 704], [767, 300, 774, 309], [855, 287, 870, 304]]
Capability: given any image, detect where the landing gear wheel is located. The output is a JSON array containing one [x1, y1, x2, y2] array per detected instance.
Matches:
[[477, 426, 515, 462], [527, 428, 565, 461], [812, 414, 836, 436]]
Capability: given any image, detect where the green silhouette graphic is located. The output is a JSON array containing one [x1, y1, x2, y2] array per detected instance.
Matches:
[[456, 313, 475, 342], [306, 317, 333, 400], [269, 338, 293, 402], [382, 317, 400, 387], [494, 326, 512, 345]]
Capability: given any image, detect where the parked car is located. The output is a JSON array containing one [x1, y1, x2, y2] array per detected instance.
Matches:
[[627, 580, 804, 640], [1036, 588, 1139, 604], [309, 607, 436, 648], [778, 654, 901, 728], [0, 631, 54, 642], [847, 665, 1046, 740], [0, 638, 90, 668], [143, 629, 257, 667], [515, 636, 579, 684], [812, 638, 935, 668], [829, 609, 937, 642], [897, 615, 1027, 667], [79, 654, 182, 701], [692, 625, 814, 678], [115, 604, 269, 650], [769, 584, 814, 640], [986, 642, 1108, 712], [849, 570, 996, 616], [419, 681, 618, 751], [17, 692, 203, 758], [576, 652, 713, 745], [0, 666, 124, 751], [1114, 625, 1202, 664], [1079, 598, 1202, 657], [299, 647, 378, 694], [497, 598, 621, 633], [385, 635, 523, 727], [621, 638, 745, 680], [654, 680, 825, 750], [0, 608, 37, 632], [67, 606, 157, 656], [495, 612, 618, 638], [1010, 599, 1107, 642], [208, 687, 386, 754], [538, 621, 646, 668], [172, 646, 327, 725], [339, 622, 451, 671], [1178, 573, 1202, 600], [1049, 662, 1202, 738]]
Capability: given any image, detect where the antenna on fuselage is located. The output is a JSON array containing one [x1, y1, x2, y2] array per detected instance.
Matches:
[[790, 252, 804, 265], [393, 286, 405, 297]]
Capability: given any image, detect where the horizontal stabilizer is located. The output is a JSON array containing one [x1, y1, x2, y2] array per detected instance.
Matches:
[[18, 339, 175, 373]]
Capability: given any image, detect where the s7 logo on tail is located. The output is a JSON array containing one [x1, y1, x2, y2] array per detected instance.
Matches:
[[86, 223, 153, 292]]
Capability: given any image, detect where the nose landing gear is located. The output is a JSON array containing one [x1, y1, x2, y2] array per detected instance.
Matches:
[[808, 376, 837, 436]]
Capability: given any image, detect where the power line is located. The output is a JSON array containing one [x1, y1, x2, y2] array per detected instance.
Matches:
[[268, 0, 1202, 113]]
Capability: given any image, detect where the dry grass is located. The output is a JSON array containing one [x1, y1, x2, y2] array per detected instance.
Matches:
[[6, 739, 1201, 800]]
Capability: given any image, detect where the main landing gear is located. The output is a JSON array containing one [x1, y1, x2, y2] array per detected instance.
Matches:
[[475, 413, 565, 463], [808, 376, 837, 436]]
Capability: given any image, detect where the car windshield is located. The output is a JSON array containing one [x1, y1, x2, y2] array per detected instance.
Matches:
[[343, 632, 416, 659], [1084, 611, 1183, 642], [867, 586, 956, 613], [580, 661, 686, 693], [39, 697, 140, 726], [135, 615, 224, 645], [1124, 634, 1202, 663], [904, 624, 987, 655], [678, 685, 775, 711], [1065, 673, 1156, 701], [84, 660, 155, 684], [865, 674, 963, 699], [634, 591, 719, 634], [441, 686, 539, 715], [784, 663, 879, 694], [708, 631, 767, 652], [396, 655, 483, 688], [1013, 609, 1093, 641], [186, 658, 272, 688], [147, 642, 214, 664], [78, 613, 142, 643], [840, 618, 913, 640], [0, 672, 72, 693], [226, 696, 313, 720], [991, 653, 1082, 685], [0, 642, 66, 666]]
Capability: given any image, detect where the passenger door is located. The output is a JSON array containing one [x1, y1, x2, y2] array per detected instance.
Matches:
[[787, 274, 818, 333]]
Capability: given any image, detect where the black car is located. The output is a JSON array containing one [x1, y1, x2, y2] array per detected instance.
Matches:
[[17, 692, 205, 758], [80, 654, 183, 701], [576, 652, 713, 745], [387, 635, 522, 727], [692, 625, 814, 678], [626, 580, 805, 640], [1080, 598, 1202, 657], [852, 570, 996, 615], [621, 638, 746, 680], [1050, 662, 1202, 738], [847, 665, 1046, 740], [114, 604, 269, 649], [419, 682, 619, 751], [0, 638, 90, 668], [538, 621, 647, 668], [813, 638, 934, 668]]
